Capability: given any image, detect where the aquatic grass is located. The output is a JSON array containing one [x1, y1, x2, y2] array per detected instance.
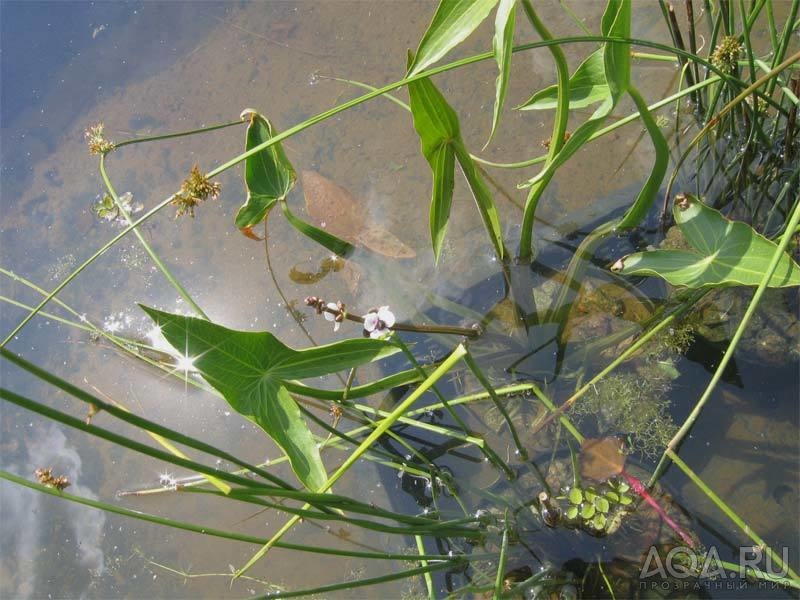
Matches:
[[0, 470, 472, 564], [1, 381, 485, 537]]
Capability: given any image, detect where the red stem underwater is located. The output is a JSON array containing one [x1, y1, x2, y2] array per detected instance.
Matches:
[[620, 469, 697, 549]]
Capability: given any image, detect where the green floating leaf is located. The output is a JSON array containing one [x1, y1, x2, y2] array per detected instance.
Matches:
[[568, 487, 584, 505], [594, 496, 611, 514], [566, 505, 579, 520], [611, 195, 800, 288], [581, 503, 596, 519], [140, 306, 399, 490], [486, 0, 516, 147], [408, 0, 498, 77], [518, 48, 608, 111], [235, 111, 296, 229], [407, 60, 504, 262], [591, 513, 607, 530]]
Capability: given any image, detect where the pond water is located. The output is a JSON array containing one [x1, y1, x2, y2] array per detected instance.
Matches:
[[1, 2, 797, 598]]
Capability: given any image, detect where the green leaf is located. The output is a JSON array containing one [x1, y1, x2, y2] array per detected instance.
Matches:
[[408, 64, 504, 261], [518, 48, 608, 111], [408, 0, 499, 77], [601, 0, 631, 97], [594, 496, 611, 513], [454, 146, 505, 259], [140, 306, 400, 490], [279, 199, 354, 257], [235, 112, 296, 229], [407, 56, 461, 156], [611, 195, 800, 288], [407, 64, 459, 262], [428, 145, 456, 262], [486, 0, 516, 146], [285, 366, 427, 400]]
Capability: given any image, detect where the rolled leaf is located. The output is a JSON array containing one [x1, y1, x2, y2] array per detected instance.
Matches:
[[235, 111, 296, 230], [279, 198, 355, 257]]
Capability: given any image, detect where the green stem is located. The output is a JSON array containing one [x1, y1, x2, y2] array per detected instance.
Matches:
[[518, 0, 571, 262], [0, 470, 466, 563], [463, 350, 526, 459], [99, 154, 207, 318], [416, 534, 436, 600], [667, 452, 800, 583], [0, 295, 93, 333], [113, 119, 244, 150], [493, 513, 510, 599], [250, 561, 456, 600]]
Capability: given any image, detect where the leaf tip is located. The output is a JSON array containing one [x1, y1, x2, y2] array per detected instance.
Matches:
[[674, 193, 692, 211], [239, 226, 264, 241], [240, 108, 259, 123]]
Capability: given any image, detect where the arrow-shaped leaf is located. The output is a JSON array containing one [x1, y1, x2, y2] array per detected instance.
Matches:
[[235, 111, 296, 230], [140, 306, 400, 490], [408, 60, 504, 262], [611, 195, 800, 288]]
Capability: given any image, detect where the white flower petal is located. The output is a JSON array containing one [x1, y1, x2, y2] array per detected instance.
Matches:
[[324, 302, 338, 322], [363, 313, 379, 331], [377, 306, 395, 328]]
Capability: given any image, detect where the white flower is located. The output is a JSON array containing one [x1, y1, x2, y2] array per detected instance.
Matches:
[[363, 306, 395, 339], [323, 302, 341, 332]]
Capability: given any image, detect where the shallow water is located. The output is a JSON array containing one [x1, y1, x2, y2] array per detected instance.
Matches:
[[1, 2, 797, 598]]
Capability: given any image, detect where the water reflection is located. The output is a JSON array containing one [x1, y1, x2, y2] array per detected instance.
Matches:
[[1, 426, 105, 598]]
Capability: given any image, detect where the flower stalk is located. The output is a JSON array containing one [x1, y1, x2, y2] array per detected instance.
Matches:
[[304, 297, 480, 338]]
